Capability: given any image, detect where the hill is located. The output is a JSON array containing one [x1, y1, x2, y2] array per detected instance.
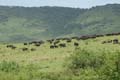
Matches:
[[0, 4, 120, 42]]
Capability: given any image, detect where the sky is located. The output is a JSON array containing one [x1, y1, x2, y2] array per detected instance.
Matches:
[[0, 0, 120, 8]]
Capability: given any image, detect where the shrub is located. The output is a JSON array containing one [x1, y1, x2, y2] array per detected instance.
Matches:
[[66, 48, 120, 80], [67, 48, 105, 71], [0, 61, 19, 72]]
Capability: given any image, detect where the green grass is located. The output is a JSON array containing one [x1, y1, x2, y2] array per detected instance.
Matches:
[[0, 35, 120, 80]]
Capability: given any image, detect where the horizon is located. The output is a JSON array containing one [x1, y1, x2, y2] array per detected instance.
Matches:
[[0, 0, 120, 8], [0, 3, 119, 9]]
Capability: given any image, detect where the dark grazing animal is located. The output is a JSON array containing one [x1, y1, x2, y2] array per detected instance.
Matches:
[[6, 45, 13, 48], [50, 45, 55, 49], [50, 45, 58, 49], [6, 45, 16, 49], [29, 40, 44, 45], [66, 39, 72, 43], [59, 43, 66, 48], [102, 40, 112, 44], [107, 40, 112, 43], [24, 43, 28, 45], [74, 42, 79, 46], [47, 39, 55, 44], [54, 45, 58, 48], [71, 37, 78, 40], [11, 46, 16, 49], [34, 44, 40, 47], [31, 48, 36, 51], [113, 39, 119, 44], [102, 41, 107, 44], [22, 48, 28, 51], [54, 40, 60, 45]]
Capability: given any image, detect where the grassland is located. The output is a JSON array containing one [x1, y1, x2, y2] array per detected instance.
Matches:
[[0, 35, 119, 80]]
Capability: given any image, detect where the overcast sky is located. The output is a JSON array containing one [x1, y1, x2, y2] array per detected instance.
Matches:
[[0, 0, 120, 8]]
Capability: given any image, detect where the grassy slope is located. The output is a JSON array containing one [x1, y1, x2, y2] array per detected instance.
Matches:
[[0, 6, 84, 42], [0, 35, 119, 79], [72, 4, 120, 35], [0, 4, 120, 42]]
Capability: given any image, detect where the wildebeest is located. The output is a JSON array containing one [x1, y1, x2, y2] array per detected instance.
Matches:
[[11, 46, 16, 49], [6, 45, 13, 48], [74, 42, 79, 46], [105, 32, 120, 36], [102, 39, 119, 44], [47, 40, 53, 44], [24, 43, 28, 45], [50, 45, 55, 49], [47, 39, 55, 44], [113, 39, 119, 44], [22, 48, 28, 51], [66, 39, 72, 43], [31, 48, 36, 51], [34, 44, 40, 47], [59, 43, 66, 48], [29, 40, 44, 45], [79, 36, 90, 40], [102, 39, 113, 44], [54, 40, 60, 45], [102, 41, 107, 44], [6, 45, 16, 49], [50, 45, 58, 49], [54, 45, 58, 48], [71, 37, 79, 40], [107, 40, 112, 43]]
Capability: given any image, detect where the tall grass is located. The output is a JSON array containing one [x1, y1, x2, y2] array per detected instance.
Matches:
[[66, 47, 120, 80], [0, 61, 19, 72]]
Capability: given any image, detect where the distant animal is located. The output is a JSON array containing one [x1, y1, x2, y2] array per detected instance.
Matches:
[[11, 46, 16, 49], [66, 39, 72, 43], [50, 45, 55, 49], [71, 37, 77, 39], [102, 40, 112, 44], [50, 45, 58, 49], [22, 48, 28, 51], [74, 42, 79, 46], [80, 36, 90, 40], [113, 39, 119, 44], [34, 44, 40, 47], [54, 40, 60, 45], [6, 45, 13, 48], [59, 43, 66, 48], [54, 45, 58, 48], [6, 45, 16, 49], [47, 39, 54, 44], [31, 48, 36, 51], [102, 41, 107, 44], [107, 40, 112, 43], [29, 40, 44, 45], [24, 43, 28, 45]]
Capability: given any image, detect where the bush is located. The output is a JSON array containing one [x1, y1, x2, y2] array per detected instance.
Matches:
[[0, 61, 19, 72], [67, 48, 105, 70], [66, 48, 120, 80]]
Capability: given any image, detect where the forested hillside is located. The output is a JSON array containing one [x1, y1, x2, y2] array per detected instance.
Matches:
[[0, 4, 120, 42]]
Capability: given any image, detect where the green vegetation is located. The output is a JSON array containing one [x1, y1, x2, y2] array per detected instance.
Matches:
[[67, 48, 119, 80], [0, 61, 19, 72], [0, 35, 120, 80], [0, 4, 120, 42], [0, 3, 120, 80]]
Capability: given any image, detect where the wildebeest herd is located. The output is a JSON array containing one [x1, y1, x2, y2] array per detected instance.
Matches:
[[102, 39, 119, 44], [5, 32, 120, 51]]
